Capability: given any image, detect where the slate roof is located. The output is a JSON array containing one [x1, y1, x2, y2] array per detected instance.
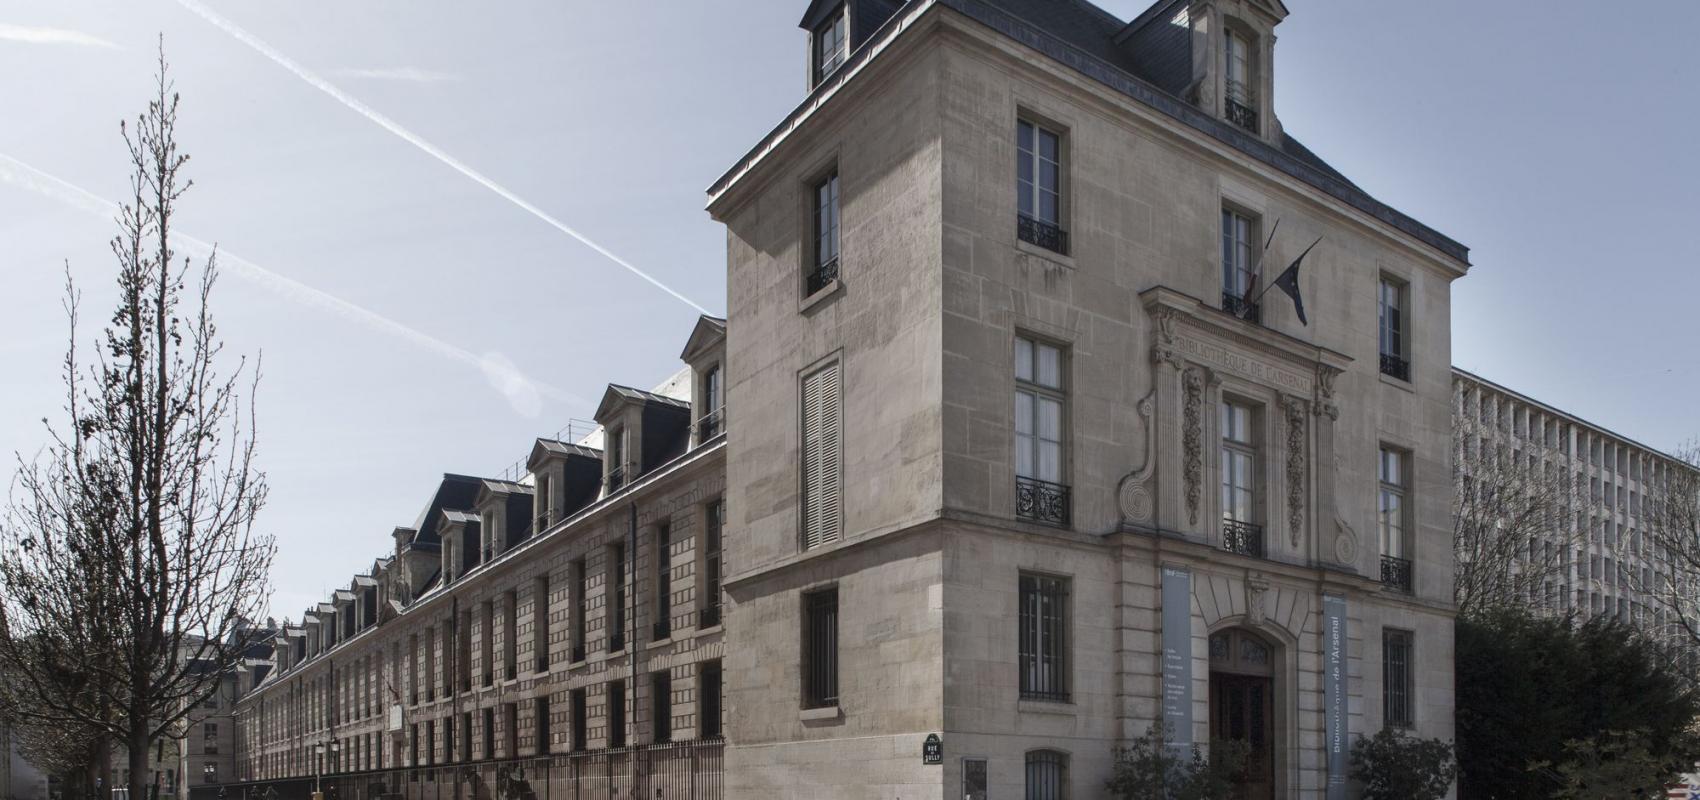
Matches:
[[533, 438, 602, 460], [710, 0, 1467, 265], [481, 478, 534, 496], [606, 384, 692, 410]]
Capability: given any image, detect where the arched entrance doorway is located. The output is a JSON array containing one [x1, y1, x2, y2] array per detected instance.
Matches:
[[1209, 628, 1276, 800]]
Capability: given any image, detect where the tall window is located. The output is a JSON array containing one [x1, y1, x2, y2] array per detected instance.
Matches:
[[535, 473, 553, 530], [1379, 447, 1412, 592], [480, 600, 494, 687], [535, 696, 550, 754], [571, 557, 587, 661], [801, 361, 844, 549], [533, 575, 551, 672], [1018, 573, 1070, 702], [1383, 629, 1414, 728], [1378, 278, 1410, 380], [609, 543, 628, 651], [803, 587, 839, 709], [570, 688, 588, 752], [482, 708, 495, 760], [699, 660, 723, 738], [813, 6, 847, 83], [608, 680, 627, 749], [606, 426, 626, 491], [1221, 401, 1262, 556], [1015, 336, 1069, 526], [702, 500, 724, 627], [651, 670, 672, 743], [809, 171, 841, 295], [1221, 208, 1258, 319], [653, 523, 672, 640], [1016, 119, 1067, 254], [503, 590, 518, 680], [699, 364, 724, 439], [1224, 29, 1257, 132], [1025, 750, 1068, 800]]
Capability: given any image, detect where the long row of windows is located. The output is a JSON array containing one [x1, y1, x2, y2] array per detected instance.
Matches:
[[396, 661, 722, 766]]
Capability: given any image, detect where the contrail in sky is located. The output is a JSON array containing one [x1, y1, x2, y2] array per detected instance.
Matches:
[[0, 151, 581, 418], [170, 0, 714, 317]]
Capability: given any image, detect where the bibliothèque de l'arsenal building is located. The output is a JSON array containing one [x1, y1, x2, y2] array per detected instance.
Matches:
[[210, 1, 1481, 798]]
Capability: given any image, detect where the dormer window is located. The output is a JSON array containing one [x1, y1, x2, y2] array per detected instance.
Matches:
[[699, 364, 724, 440], [535, 473, 553, 530], [1224, 29, 1258, 132], [813, 5, 847, 84], [481, 510, 496, 561], [606, 426, 626, 491]]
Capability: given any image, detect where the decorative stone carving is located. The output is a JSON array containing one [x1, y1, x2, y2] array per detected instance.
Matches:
[[1283, 394, 1307, 547], [1151, 309, 1185, 371], [1334, 514, 1359, 565], [1116, 389, 1159, 525], [1246, 576, 1269, 627], [1314, 364, 1341, 420], [1182, 369, 1204, 526]]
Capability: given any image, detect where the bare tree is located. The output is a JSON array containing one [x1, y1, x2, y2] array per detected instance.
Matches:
[[1452, 410, 1584, 618], [0, 45, 274, 800], [1634, 443, 1700, 664]]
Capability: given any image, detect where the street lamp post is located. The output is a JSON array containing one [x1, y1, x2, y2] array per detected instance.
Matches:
[[313, 740, 340, 799]]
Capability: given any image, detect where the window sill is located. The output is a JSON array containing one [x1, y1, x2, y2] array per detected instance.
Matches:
[[799, 705, 842, 724], [799, 278, 842, 314], [1015, 237, 1075, 269], [1017, 698, 1078, 717], [1379, 371, 1415, 393]]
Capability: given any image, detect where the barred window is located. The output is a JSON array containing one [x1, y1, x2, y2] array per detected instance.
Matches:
[[803, 587, 839, 709], [1025, 749, 1068, 800], [1383, 629, 1414, 728], [1019, 573, 1070, 702]]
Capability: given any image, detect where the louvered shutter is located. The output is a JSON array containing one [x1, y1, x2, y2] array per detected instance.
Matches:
[[802, 362, 842, 549]]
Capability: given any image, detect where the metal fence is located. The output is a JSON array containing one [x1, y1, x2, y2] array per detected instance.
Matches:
[[193, 740, 723, 800]]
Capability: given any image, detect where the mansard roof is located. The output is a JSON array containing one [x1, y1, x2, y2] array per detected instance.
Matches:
[[406, 473, 483, 547], [595, 383, 692, 421], [712, 0, 1468, 266]]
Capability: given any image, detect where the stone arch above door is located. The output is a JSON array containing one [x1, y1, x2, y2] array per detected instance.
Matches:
[[1193, 572, 1313, 644]]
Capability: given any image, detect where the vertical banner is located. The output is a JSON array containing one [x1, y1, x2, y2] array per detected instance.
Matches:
[[1160, 565, 1193, 753], [1323, 592, 1349, 800]]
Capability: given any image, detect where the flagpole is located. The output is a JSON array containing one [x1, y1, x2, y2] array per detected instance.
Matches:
[[1245, 235, 1323, 309]]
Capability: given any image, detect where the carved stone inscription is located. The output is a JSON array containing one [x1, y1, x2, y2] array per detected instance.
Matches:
[[1175, 336, 1311, 395]]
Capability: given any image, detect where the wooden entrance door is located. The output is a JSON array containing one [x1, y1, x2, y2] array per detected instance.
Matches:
[[1209, 629, 1276, 800]]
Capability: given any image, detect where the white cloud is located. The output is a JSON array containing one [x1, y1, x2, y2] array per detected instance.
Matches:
[[0, 23, 117, 49], [332, 66, 460, 84]]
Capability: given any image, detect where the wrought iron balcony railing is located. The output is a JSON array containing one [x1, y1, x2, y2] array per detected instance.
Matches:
[[1226, 97, 1259, 133], [605, 466, 626, 492], [1015, 476, 1071, 527], [699, 605, 722, 629], [1380, 353, 1411, 382], [1222, 291, 1261, 324], [1381, 554, 1413, 593], [1222, 518, 1265, 558], [697, 407, 724, 441], [1017, 215, 1069, 256], [806, 257, 839, 296]]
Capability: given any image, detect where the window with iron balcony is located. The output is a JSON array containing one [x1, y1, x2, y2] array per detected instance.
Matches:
[[1379, 446, 1413, 593], [1378, 278, 1411, 381], [1221, 208, 1260, 323], [1014, 335, 1070, 527], [1016, 119, 1068, 255], [1220, 400, 1265, 557], [808, 171, 840, 297]]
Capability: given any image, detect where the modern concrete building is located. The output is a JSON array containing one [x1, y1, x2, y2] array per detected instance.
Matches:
[[1453, 368, 1699, 662], [707, 0, 1466, 797], [210, 1, 1483, 799]]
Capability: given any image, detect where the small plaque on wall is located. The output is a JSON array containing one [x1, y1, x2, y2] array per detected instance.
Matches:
[[922, 733, 943, 765]]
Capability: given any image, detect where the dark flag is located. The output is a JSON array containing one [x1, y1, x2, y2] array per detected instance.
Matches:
[[1271, 236, 1321, 326]]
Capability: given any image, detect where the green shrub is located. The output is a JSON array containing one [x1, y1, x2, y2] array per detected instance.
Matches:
[[1106, 721, 1249, 800], [1349, 728, 1457, 800]]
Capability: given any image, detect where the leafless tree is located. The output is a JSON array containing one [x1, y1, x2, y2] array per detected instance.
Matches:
[[1633, 443, 1700, 666], [0, 45, 274, 800], [1452, 410, 1584, 618]]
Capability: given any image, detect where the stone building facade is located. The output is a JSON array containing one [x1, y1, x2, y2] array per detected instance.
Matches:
[[213, 1, 1483, 799], [222, 318, 731, 799], [706, 1, 1467, 798]]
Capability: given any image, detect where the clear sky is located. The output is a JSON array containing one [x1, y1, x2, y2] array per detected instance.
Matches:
[[2, 0, 1695, 620]]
